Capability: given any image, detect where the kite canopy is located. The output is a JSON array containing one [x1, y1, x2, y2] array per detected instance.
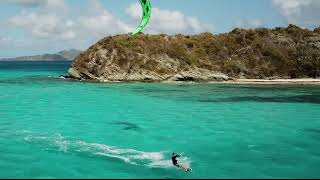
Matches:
[[131, 0, 152, 36]]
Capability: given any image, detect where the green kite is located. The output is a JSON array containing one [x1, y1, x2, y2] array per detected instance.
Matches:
[[132, 0, 152, 36]]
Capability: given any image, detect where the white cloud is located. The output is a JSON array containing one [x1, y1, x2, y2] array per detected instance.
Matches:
[[9, 12, 75, 40], [12, 0, 47, 7], [45, 0, 68, 13], [236, 19, 263, 29], [273, 0, 320, 28], [8, 0, 73, 40], [126, 3, 209, 34], [4, 0, 211, 54], [76, 0, 132, 37], [0, 35, 41, 58], [8, 0, 209, 45], [0, 36, 13, 49], [0, 36, 8, 42], [6, 0, 67, 10], [8, 0, 131, 41]]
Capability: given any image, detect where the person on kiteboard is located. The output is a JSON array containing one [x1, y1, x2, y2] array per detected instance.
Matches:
[[172, 153, 181, 167], [172, 153, 192, 172]]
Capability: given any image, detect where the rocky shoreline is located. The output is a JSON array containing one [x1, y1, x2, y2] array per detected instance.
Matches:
[[63, 71, 320, 85], [67, 66, 232, 83]]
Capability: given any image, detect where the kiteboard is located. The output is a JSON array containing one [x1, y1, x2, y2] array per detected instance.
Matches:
[[176, 152, 192, 173]]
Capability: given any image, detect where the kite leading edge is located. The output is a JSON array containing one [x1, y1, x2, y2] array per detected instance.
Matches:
[[131, 0, 152, 36]]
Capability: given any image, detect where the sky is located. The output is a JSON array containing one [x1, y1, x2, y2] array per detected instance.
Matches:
[[0, 0, 319, 58]]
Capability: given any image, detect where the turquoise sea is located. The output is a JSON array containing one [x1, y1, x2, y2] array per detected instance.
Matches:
[[0, 61, 320, 179]]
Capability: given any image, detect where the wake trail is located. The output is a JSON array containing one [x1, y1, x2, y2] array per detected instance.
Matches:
[[17, 130, 192, 169]]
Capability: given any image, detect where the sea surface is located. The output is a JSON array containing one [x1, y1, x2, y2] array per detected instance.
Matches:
[[0, 61, 320, 179]]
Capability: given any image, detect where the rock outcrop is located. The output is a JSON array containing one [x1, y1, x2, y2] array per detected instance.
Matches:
[[68, 24, 320, 82]]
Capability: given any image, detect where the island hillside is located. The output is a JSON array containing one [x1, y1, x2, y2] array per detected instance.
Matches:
[[68, 24, 320, 82]]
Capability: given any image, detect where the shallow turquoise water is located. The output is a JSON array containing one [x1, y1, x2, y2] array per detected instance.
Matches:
[[0, 61, 320, 178]]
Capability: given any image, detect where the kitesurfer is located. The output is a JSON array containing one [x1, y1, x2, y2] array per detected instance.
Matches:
[[172, 153, 192, 172], [172, 153, 181, 167]]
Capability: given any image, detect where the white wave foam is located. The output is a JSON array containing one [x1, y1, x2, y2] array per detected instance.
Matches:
[[18, 131, 190, 169], [127, 152, 164, 161], [148, 160, 173, 168], [95, 152, 132, 164]]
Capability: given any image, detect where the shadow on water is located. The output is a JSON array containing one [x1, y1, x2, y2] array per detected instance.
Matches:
[[131, 88, 189, 93], [0, 61, 71, 72], [303, 128, 320, 139], [215, 84, 316, 91], [198, 93, 320, 104], [118, 83, 320, 104], [0, 76, 80, 85], [112, 121, 141, 131], [304, 128, 320, 134], [128, 88, 320, 104], [303, 128, 320, 142]]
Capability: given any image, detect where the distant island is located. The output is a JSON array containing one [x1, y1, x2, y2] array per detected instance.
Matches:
[[1, 49, 82, 61], [67, 24, 320, 84]]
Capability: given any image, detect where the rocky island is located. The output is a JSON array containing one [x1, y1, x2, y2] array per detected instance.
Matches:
[[68, 25, 320, 83]]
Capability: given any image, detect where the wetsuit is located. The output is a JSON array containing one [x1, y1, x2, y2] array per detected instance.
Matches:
[[172, 153, 192, 172], [172, 154, 181, 167]]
